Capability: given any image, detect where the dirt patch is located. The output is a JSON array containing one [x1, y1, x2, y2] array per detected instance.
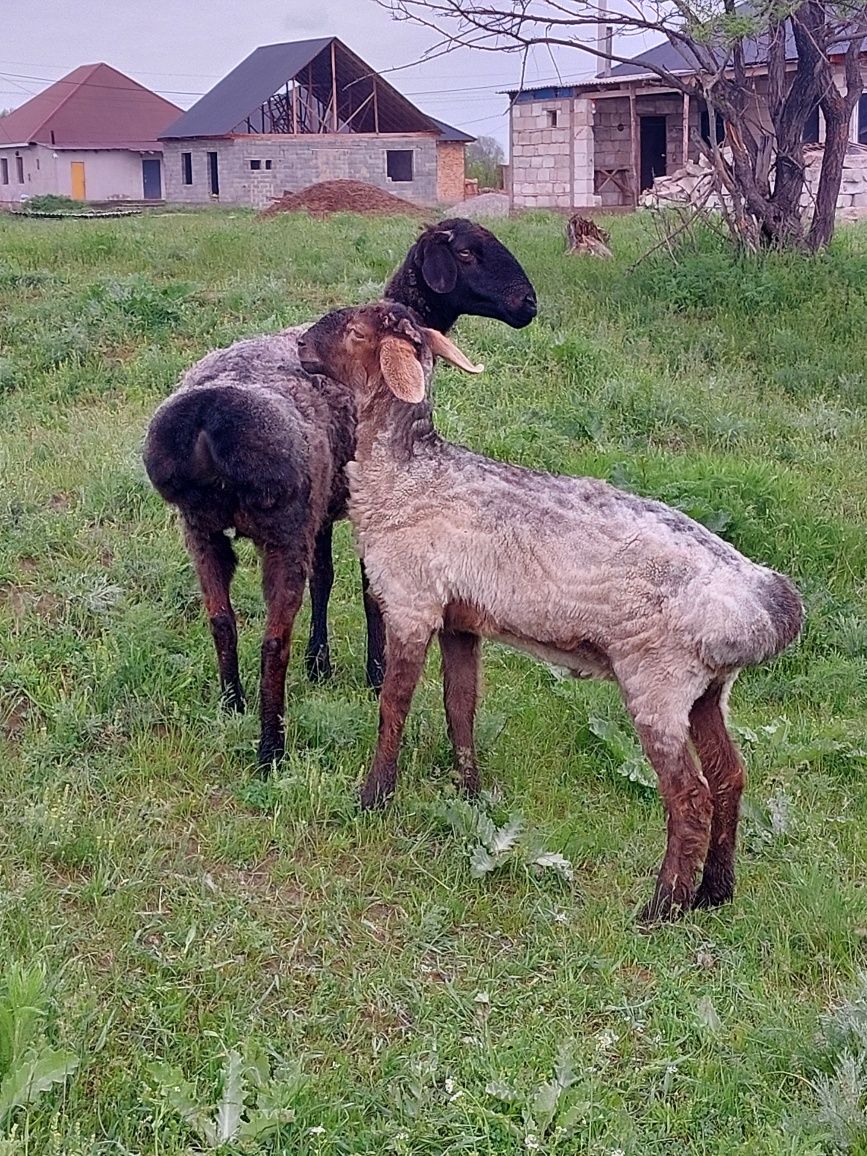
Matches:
[[259, 179, 425, 218]]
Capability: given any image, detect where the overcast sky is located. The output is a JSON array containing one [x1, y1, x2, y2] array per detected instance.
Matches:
[[0, 0, 612, 150]]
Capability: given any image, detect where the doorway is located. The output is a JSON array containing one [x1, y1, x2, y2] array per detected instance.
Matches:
[[639, 116, 667, 192], [207, 151, 219, 196], [70, 160, 86, 200], [141, 158, 162, 200]]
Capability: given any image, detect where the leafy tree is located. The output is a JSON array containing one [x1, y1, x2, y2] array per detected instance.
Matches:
[[467, 134, 506, 188]]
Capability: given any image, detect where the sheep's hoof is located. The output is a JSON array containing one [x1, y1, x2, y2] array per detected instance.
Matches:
[[256, 740, 284, 775], [365, 666, 384, 696], [359, 776, 394, 811], [221, 684, 246, 713], [305, 647, 333, 683], [692, 874, 735, 910], [638, 887, 691, 927]]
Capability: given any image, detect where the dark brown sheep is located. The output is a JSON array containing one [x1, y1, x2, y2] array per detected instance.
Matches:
[[143, 220, 536, 768]]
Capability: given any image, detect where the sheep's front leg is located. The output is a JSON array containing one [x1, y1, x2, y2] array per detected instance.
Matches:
[[360, 627, 431, 810], [689, 681, 745, 909], [184, 523, 245, 713], [258, 546, 306, 771], [439, 629, 481, 797], [305, 523, 334, 682], [361, 562, 386, 693], [635, 724, 713, 924]]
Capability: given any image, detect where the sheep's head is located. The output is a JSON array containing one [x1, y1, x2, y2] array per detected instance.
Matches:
[[298, 302, 483, 405], [409, 218, 537, 329]]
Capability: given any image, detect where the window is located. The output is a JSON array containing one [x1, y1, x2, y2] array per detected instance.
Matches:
[[546, 109, 559, 128], [386, 149, 413, 182], [181, 152, 193, 185], [250, 159, 262, 170], [207, 151, 219, 196], [15, 155, 24, 183], [803, 105, 820, 143], [265, 159, 272, 170], [859, 93, 867, 145], [1, 159, 7, 185], [699, 110, 726, 145]]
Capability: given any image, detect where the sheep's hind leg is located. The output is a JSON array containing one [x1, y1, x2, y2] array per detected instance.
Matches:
[[690, 680, 744, 909], [305, 523, 334, 682], [360, 627, 432, 810], [258, 546, 306, 771], [185, 524, 245, 712], [634, 722, 713, 924], [361, 562, 386, 693], [439, 629, 481, 797]]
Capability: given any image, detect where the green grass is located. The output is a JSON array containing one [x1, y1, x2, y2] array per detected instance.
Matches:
[[1, 207, 866, 1155]]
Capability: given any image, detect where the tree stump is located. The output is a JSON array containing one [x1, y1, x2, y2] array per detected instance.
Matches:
[[566, 214, 613, 258]]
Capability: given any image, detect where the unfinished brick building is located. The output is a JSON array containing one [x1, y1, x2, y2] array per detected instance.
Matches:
[[160, 38, 473, 208], [507, 32, 867, 210]]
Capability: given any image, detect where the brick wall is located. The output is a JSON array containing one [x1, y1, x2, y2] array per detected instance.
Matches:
[[162, 135, 439, 207], [436, 141, 466, 204]]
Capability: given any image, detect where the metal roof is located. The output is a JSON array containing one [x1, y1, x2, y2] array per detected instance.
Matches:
[[160, 38, 466, 141], [427, 116, 476, 143], [508, 10, 863, 91], [0, 63, 180, 149]]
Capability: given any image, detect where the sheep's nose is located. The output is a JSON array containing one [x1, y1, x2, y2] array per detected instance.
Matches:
[[524, 291, 538, 312]]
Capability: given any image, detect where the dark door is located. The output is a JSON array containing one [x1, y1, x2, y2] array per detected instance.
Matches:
[[208, 151, 219, 196], [141, 158, 162, 200], [639, 116, 667, 191]]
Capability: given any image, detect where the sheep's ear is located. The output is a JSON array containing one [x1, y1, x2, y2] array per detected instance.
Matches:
[[379, 337, 426, 403], [420, 240, 458, 294], [422, 328, 484, 375]]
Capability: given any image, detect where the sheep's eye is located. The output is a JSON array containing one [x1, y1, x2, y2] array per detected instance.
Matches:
[[456, 248, 474, 261], [347, 326, 364, 340]]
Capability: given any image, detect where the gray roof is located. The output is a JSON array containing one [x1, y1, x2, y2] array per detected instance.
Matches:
[[427, 116, 475, 143], [161, 37, 473, 142], [161, 40, 332, 138]]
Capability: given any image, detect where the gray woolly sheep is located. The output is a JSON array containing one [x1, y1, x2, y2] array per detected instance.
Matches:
[[297, 301, 804, 923]]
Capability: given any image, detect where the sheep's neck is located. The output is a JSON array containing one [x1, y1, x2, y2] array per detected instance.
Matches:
[[354, 389, 438, 467], [383, 265, 457, 334]]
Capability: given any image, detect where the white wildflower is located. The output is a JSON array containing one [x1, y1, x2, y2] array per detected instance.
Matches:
[[525, 1135, 541, 1151], [595, 1028, 617, 1051], [308, 1125, 326, 1136], [444, 1077, 455, 1094]]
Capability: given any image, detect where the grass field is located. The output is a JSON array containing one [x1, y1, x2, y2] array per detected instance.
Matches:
[[1, 207, 866, 1155]]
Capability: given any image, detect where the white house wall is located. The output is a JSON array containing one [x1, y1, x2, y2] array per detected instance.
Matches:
[[0, 143, 159, 203]]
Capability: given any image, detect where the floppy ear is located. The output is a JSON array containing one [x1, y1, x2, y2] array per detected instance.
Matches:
[[420, 239, 458, 294], [422, 328, 484, 374], [379, 337, 426, 403]]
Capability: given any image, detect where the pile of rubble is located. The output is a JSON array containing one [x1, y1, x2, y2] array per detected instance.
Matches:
[[640, 143, 867, 222]]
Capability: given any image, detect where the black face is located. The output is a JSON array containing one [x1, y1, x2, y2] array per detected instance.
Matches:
[[417, 218, 537, 328]]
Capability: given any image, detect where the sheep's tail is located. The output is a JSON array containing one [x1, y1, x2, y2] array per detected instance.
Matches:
[[143, 386, 282, 504], [698, 571, 804, 671]]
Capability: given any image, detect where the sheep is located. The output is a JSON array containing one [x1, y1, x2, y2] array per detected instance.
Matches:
[[296, 302, 804, 923], [143, 221, 537, 769]]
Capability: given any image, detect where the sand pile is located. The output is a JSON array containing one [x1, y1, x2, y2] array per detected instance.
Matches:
[[260, 179, 423, 218]]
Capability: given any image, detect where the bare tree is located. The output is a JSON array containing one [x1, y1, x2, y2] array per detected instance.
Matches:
[[377, 0, 867, 250]]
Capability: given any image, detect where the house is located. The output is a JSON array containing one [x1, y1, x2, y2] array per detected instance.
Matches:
[[0, 64, 180, 204], [507, 31, 867, 210], [159, 38, 474, 207]]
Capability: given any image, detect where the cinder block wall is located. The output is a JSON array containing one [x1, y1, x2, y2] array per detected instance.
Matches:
[[163, 135, 439, 207], [510, 96, 599, 209]]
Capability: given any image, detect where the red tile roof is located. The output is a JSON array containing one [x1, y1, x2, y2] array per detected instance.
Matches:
[[0, 63, 181, 149]]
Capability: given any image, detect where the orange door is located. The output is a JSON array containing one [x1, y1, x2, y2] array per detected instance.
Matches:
[[70, 161, 86, 200]]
